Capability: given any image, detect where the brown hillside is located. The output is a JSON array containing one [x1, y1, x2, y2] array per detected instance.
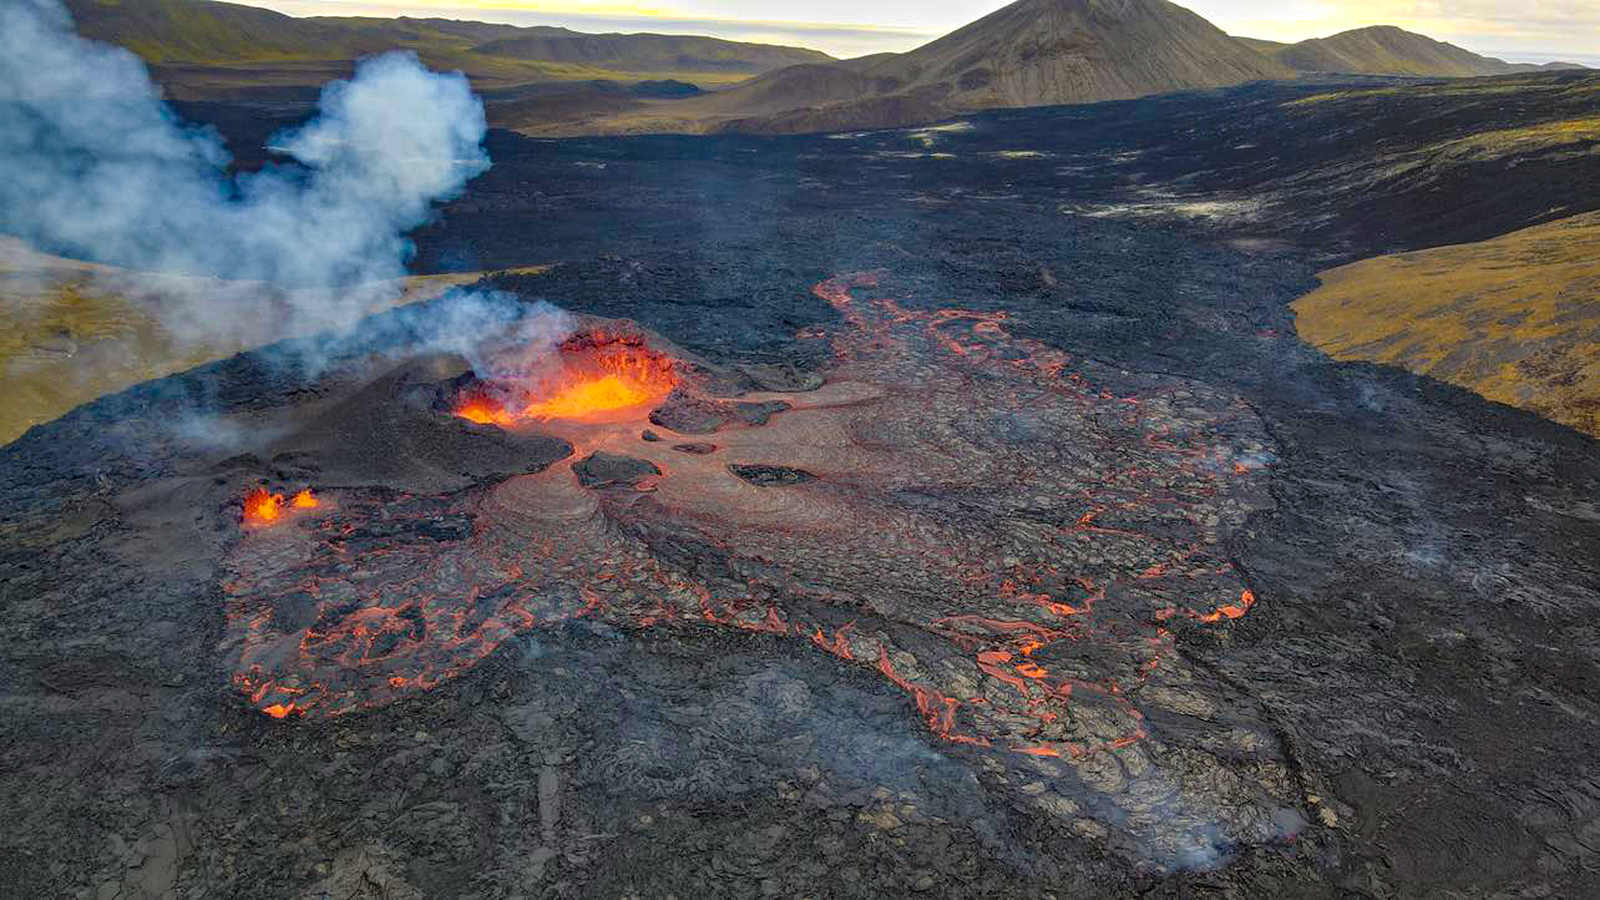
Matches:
[[860, 0, 1292, 112], [569, 0, 1295, 135]]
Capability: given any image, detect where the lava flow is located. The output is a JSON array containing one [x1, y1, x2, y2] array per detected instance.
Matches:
[[223, 272, 1291, 859], [454, 331, 677, 425]]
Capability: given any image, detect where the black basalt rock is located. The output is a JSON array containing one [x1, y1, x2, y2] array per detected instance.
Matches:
[[728, 464, 817, 486], [573, 451, 662, 488]]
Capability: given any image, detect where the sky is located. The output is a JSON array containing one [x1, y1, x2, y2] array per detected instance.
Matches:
[[237, 0, 1600, 65]]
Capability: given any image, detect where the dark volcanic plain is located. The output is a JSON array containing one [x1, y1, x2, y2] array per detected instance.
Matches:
[[4, 71, 1600, 899]]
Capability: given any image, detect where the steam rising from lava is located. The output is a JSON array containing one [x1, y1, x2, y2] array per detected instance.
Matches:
[[0, 0, 489, 350]]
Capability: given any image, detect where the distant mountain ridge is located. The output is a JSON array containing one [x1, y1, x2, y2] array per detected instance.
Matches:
[[59, 0, 1591, 137], [64, 0, 405, 62], [1246, 25, 1587, 77], [467, 30, 830, 73], [61, 0, 830, 85]]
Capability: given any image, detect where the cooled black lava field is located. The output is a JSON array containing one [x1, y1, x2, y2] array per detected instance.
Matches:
[[4, 74, 1600, 899]]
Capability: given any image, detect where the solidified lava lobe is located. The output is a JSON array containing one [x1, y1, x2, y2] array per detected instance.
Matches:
[[453, 330, 678, 425]]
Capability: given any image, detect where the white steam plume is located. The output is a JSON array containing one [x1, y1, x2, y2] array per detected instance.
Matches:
[[0, 0, 492, 348]]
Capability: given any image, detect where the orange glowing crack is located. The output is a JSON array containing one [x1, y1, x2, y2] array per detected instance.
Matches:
[[1015, 661, 1049, 679], [1195, 589, 1256, 623]]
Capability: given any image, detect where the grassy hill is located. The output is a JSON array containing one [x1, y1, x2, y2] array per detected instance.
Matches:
[[62, 0, 831, 91], [65, 0, 401, 63], [1294, 211, 1600, 438], [1233, 36, 1289, 56]]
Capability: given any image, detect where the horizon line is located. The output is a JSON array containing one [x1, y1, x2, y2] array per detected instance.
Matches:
[[207, 1, 1600, 66]]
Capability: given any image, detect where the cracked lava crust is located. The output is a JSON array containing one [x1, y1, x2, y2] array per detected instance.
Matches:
[[222, 273, 1299, 865]]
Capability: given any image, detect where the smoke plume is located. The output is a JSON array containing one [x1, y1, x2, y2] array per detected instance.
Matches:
[[0, 0, 492, 348]]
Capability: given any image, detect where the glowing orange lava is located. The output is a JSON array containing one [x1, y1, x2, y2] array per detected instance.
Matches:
[[243, 487, 321, 526], [456, 398, 516, 426], [525, 373, 655, 418], [455, 337, 677, 425], [242, 488, 284, 525], [1196, 589, 1256, 623]]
